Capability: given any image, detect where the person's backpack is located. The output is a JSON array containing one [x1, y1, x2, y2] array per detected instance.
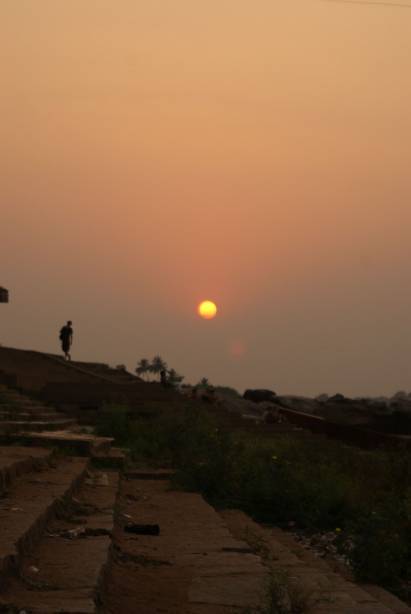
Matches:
[[59, 328, 65, 341]]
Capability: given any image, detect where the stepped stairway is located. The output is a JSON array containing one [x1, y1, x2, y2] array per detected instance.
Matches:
[[0, 446, 119, 612], [0, 389, 75, 433], [0, 384, 113, 455], [0, 384, 409, 613], [0, 383, 121, 613]]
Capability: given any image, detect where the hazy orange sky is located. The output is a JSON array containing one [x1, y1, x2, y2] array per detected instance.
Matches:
[[1, 0, 411, 396]]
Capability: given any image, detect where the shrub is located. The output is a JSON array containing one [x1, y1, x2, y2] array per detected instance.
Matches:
[[344, 499, 410, 596], [96, 404, 130, 442]]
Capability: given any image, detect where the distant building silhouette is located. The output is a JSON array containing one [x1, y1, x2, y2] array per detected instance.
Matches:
[[0, 287, 9, 303]]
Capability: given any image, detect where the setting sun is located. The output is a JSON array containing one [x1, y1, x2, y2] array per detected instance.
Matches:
[[198, 300, 218, 320]]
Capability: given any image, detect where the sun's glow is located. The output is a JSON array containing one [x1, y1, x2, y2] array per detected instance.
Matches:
[[198, 300, 218, 320]]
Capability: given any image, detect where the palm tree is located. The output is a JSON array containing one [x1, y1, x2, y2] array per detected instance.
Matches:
[[136, 358, 150, 380], [150, 355, 168, 380]]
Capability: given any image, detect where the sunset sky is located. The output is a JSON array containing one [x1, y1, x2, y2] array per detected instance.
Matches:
[[1, 0, 411, 396]]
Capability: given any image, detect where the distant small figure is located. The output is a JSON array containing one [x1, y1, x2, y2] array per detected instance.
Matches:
[[160, 369, 168, 387], [59, 321, 73, 361]]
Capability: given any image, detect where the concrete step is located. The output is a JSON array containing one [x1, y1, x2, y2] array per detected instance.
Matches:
[[0, 405, 57, 414], [0, 390, 22, 397], [0, 395, 34, 405], [92, 447, 126, 470], [221, 510, 409, 614], [0, 401, 52, 412], [0, 469, 120, 613], [0, 456, 88, 580], [124, 468, 175, 480], [101, 473, 268, 613], [0, 419, 77, 434], [0, 388, 53, 411], [10, 430, 114, 456], [0, 446, 53, 496], [0, 399, 57, 413], [268, 528, 410, 614], [362, 585, 411, 614], [0, 403, 57, 412], [0, 411, 70, 421]]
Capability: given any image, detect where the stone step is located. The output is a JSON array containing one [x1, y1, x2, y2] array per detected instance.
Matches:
[[101, 474, 268, 613], [0, 456, 88, 581], [0, 411, 69, 422], [0, 399, 55, 412], [0, 403, 56, 412], [10, 431, 114, 456], [0, 389, 51, 407], [0, 390, 22, 397], [0, 446, 53, 496], [0, 405, 57, 414], [0, 401, 52, 412], [220, 510, 409, 614], [92, 447, 126, 470], [268, 525, 411, 613], [0, 469, 120, 613], [362, 585, 411, 614], [0, 419, 77, 434], [124, 468, 175, 480], [0, 395, 35, 405]]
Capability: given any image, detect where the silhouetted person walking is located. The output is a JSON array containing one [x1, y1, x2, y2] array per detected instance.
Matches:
[[59, 321, 73, 361]]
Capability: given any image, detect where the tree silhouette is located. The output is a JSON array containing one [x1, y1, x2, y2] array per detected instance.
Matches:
[[150, 355, 168, 380], [136, 355, 184, 385], [136, 358, 150, 380]]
